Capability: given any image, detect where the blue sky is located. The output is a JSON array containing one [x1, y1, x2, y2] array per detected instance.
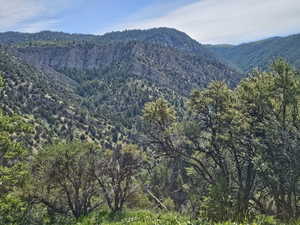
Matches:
[[1, 0, 300, 44]]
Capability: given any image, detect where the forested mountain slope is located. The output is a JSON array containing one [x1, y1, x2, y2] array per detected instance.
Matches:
[[0, 48, 115, 147], [207, 33, 300, 72], [0, 29, 243, 145]]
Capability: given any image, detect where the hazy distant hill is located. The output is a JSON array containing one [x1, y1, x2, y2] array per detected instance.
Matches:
[[207, 33, 300, 72]]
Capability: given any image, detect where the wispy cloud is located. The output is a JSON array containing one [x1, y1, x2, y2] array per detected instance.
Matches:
[[2, 0, 299, 43], [98, 0, 197, 34], [18, 20, 60, 33], [120, 0, 300, 44], [0, 0, 71, 32]]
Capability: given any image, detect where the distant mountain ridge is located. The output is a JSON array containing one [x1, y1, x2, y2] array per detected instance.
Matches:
[[0, 28, 215, 59], [2, 29, 300, 74], [0, 31, 96, 44], [207, 33, 300, 72]]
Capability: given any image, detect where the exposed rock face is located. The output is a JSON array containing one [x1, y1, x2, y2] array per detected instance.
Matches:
[[15, 41, 241, 95]]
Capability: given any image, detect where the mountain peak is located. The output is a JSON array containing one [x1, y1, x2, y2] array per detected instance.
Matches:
[[100, 27, 208, 55]]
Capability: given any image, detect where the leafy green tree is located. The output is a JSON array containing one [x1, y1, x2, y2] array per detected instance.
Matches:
[[249, 60, 300, 219], [143, 73, 297, 221], [233, 60, 300, 220], [30, 142, 103, 220], [94, 143, 146, 213], [143, 98, 192, 210], [187, 81, 238, 220]]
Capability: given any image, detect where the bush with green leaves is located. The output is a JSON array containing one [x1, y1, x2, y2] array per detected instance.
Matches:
[[29, 142, 103, 220]]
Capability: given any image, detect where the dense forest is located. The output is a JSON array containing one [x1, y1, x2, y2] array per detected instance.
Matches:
[[0, 29, 299, 225]]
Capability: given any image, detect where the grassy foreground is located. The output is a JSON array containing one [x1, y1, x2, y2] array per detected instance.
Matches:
[[75, 210, 299, 225]]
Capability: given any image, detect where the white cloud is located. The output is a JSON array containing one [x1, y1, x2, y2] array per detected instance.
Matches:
[[121, 0, 300, 44], [0, 0, 70, 32], [98, 0, 196, 34], [0, 0, 43, 30]]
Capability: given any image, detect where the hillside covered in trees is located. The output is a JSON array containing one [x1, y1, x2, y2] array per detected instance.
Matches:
[[207, 33, 300, 72], [0, 28, 299, 225]]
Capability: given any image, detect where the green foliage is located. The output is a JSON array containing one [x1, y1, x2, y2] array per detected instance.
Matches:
[[29, 141, 102, 219], [77, 210, 195, 225], [71, 209, 296, 225], [143, 98, 176, 127], [0, 75, 32, 224], [94, 143, 147, 213], [0, 193, 28, 225], [143, 60, 300, 222]]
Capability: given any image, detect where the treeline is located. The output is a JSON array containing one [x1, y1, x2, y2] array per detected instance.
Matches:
[[0, 60, 299, 225]]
